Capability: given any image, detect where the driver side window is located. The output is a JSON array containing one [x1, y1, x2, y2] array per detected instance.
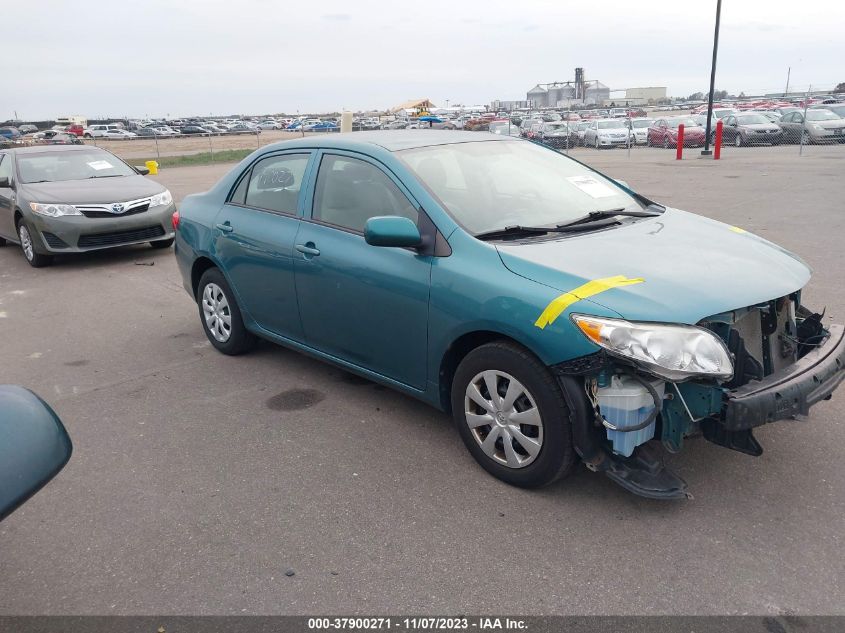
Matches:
[[0, 154, 11, 182], [240, 153, 310, 214]]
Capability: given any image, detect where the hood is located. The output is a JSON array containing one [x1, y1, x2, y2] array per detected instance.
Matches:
[[495, 208, 811, 324], [20, 176, 165, 205], [816, 120, 845, 129]]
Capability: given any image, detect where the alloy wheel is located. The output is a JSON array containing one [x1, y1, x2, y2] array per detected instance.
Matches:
[[201, 283, 232, 343], [18, 224, 34, 261], [464, 370, 544, 469]]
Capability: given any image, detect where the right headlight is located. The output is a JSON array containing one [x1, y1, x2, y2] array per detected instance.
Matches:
[[150, 189, 173, 207], [29, 202, 81, 217], [572, 314, 734, 382]]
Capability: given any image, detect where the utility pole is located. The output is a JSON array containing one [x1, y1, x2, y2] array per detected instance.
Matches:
[[701, 0, 722, 156], [784, 67, 791, 97]]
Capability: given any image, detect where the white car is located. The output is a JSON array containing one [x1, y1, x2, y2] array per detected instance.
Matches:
[[257, 120, 281, 130], [583, 118, 634, 148], [628, 118, 653, 144], [83, 124, 124, 139], [103, 129, 137, 140], [150, 126, 180, 136]]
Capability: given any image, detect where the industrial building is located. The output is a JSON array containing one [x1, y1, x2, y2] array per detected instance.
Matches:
[[623, 86, 667, 104], [525, 68, 610, 107]]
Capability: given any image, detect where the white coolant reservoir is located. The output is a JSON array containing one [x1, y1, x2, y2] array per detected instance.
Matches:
[[597, 374, 665, 457]]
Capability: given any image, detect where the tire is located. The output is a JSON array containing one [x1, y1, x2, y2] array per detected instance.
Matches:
[[663, 136, 670, 149], [646, 135, 652, 147], [0, 236, 6, 246], [150, 237, 174, 249], [16, 219, 53, 268], [734, 134, 743, 147], [83, 133, 92, 139], [451, 341, 577, 488], [594, 136, 600, 149], [197, 268, 256, 355], [801, 130, 811, 145]]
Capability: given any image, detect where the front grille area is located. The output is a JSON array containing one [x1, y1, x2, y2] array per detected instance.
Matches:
[[78, 225, 165, 248], [80, 203, 150, 218], [41, 232, 69, 249]]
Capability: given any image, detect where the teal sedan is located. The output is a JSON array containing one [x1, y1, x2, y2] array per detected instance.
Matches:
[[174, 131, 845, 499]]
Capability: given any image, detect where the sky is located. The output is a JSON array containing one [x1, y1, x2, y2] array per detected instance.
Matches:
[[2, 0, 843, 120]]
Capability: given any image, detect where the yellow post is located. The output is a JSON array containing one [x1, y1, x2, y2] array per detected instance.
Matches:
[[145, 160, 159, 175]]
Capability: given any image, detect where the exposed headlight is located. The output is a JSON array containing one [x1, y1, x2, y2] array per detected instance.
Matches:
[[810, 124, 823, 131], [572, 314, 734, 382], [150, 189, 173, 207], [29, 202, 81, 217]]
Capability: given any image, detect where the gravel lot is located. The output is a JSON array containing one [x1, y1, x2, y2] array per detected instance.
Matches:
[[1, 143, 843, 615]]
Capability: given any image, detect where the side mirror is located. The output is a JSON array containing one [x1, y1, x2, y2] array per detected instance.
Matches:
[[0, 385, 72, 522], [364, 216, 422, 248], [0, 176, 11, 188], [135, 166, 150, 175]]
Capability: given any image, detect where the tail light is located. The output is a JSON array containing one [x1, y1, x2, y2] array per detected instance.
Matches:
[[171, 209, 180, 230]]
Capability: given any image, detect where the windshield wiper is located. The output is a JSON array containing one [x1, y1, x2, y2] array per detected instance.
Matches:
[[556, 207, 661, 229], [474, 218, 622, 241], [88, 174, 124, 179]]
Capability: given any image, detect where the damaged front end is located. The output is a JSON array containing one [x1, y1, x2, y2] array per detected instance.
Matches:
[[555, 294, 845, 500]]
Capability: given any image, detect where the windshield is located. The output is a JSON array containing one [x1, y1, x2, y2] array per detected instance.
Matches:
[[737, 114, 769, 125], [16, 150, 136, 183], [597, 120, 624, 129], [668, 118, 698, 128], [546, 123, 568, 131], [807, 110, 840, 121], [631, 120, 651, 128], [400, 140, 642, 235]]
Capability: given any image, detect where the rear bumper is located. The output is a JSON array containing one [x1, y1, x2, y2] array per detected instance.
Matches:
[[723, 324, 845, 430]]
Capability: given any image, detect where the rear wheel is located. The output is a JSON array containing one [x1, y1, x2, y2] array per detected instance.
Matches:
[[16, 219, 52, 268], [197, 268, 256, 355], [451, 341, 577, 488], [663, 135, 670, 149], [150, 237, 174, 249]]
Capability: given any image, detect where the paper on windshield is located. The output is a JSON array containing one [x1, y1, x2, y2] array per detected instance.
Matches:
[[566, 175, 615, 199], [87, 160, 113, 171]]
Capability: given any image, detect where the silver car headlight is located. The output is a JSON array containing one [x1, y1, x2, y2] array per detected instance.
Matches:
[[150, 189, 173, 207], [572, 314, 734, 382], [29, 202, 81, 217]]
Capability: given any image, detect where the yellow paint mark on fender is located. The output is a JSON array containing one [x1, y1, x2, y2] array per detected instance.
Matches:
[[729, 226, 747, 234], [534, 275, 645, 330]]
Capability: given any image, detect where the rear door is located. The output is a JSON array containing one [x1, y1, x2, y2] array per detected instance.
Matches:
[[212, 151, 313, 342], [293, 151, 432, 389]]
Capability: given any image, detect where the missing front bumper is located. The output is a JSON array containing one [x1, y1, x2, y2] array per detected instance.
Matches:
[[723, 323, 845, 431]]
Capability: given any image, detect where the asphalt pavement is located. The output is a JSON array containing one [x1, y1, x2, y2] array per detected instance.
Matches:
[[1, 144, 843, 615]]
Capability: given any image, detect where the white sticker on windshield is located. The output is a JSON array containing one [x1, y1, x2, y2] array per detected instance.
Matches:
[[87, 160, 113, 171], [566, 175, 616, 199]]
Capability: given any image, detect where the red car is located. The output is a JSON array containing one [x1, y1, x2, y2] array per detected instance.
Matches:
[[647, 117, 706, 148], [67, 124, 85, 137]]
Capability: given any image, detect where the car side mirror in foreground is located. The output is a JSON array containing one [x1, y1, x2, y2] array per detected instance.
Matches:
[[0, 385, 72, 522], [364, 216, 422, 248], [135, 166, 150, 175]]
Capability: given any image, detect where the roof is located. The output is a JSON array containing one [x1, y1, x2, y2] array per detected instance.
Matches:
[[261, 130, 514, 152], [389, 98, 436, 113], [2, 144, 96, 155]]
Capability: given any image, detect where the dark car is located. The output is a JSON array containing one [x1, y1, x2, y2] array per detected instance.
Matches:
[[134, 127, 162, 138], [179, 125, 211, 135], [0, 145, 176, 267], [228, 124, 259, 135], [721, 113, 784, 146], [536, 121, 574, 148]]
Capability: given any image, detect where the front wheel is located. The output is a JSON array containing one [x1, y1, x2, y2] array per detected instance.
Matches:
[[197, 268, 256, 355], [17, 220, 52, 268], [594, 136, 600, 149], [451, 341, 577, 488], [734, 134, 743, 147]]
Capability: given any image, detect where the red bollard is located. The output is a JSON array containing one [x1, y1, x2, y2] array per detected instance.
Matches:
[[714, 120, 723, 160], [676, 124, 684, 160]]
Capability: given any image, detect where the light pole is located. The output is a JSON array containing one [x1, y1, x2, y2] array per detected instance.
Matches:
[[701, 0, 723, 156]]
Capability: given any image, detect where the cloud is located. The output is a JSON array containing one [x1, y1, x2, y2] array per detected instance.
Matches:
[[321, 13, 351, 21]]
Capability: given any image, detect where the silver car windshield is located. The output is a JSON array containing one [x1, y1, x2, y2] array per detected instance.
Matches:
[[400, 140, 640, 235], [17, 150, 136, 183]]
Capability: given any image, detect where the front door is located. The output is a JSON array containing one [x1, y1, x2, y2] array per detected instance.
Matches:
[[294, 152, 432, 389], [0, 153, 15, 240], [213, 151, 312, 342]]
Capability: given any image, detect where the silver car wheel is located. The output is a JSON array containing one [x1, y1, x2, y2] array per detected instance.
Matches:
[[201, 282, 232, 343], [464, 370, 543, 469], [18, 224, 34, 261]]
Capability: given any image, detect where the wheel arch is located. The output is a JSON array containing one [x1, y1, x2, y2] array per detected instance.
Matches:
[[438, 330, 544, 413], [190, 256, 218, 299]]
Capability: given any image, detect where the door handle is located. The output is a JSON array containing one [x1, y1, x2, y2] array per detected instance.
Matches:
[[295, 243, 320, 257], [215, 222, 234, 233]]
